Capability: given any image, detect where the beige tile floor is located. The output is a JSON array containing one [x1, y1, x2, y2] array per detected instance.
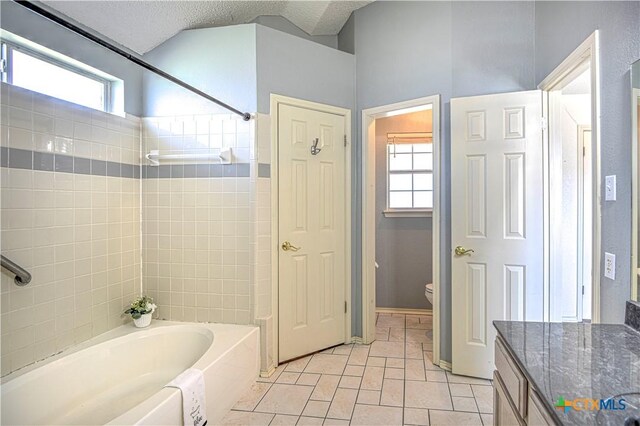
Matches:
[[221, 313, 494, 426]]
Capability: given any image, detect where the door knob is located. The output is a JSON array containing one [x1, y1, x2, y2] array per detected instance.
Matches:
[[455, 246, 475, 256], [281, 241, 301, 252]]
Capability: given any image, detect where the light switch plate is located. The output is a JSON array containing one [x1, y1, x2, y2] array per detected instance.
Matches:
[[604, 252, 616, 280], [605, 175, 616, 201]]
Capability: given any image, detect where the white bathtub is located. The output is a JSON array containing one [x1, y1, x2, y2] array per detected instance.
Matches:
[[1, 321, 259, 425]]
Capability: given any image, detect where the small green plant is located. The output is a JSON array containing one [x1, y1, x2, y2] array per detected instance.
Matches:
[[123, 295, 157, 319]]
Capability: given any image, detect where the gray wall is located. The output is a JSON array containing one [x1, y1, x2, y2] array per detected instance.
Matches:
[[251, 16, 338, 50], [0, 1, 144, 115], [255, 25, 355, 114], [348, 0, 536, 362], [338, 13, 355, 55], [143, 24, 257, 116], [534, 1, 640, 324], [375, 112, 433, 310]]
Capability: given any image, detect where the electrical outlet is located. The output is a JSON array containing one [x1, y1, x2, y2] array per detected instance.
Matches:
[[605, 175, 616, 201], [604, 252, 616, 280]]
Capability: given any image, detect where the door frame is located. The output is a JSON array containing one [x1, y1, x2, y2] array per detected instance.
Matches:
[[538, 31, 601, 323], [631, 88, 640, 302], [270, 94, 352, 365], [361, 95, 441, 364]]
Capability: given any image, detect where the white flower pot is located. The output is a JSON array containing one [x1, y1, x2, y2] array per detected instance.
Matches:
[[133, 313, 152, 328]]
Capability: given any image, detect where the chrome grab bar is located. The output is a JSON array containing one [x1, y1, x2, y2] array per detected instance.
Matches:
[[1, 255, 32, 286]]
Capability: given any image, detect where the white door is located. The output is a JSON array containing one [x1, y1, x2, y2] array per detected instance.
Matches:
[[451, 90, 544, 379], [278, 103, 347, 362]]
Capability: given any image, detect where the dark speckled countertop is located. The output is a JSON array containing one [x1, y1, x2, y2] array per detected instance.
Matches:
[[494, 321, 640, 426]]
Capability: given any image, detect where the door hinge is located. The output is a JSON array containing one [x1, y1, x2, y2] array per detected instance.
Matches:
[[0, 59, 6, 74], [344, 301, 347, 313], [541, 117, 548, 131], [583, 146, 586, 157], [344, 134, 347, 147], [582, 285, 585, 295]]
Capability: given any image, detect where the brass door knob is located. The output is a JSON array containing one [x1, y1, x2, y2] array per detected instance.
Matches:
[[455, 246, 475, 256], [281, 241, 301, 252]]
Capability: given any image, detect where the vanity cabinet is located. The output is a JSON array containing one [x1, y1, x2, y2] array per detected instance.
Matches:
[[493, 336, 556, 426]]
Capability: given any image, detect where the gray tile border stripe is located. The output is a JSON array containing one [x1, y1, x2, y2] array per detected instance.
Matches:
[[74, 157, 91, 175], [106, 161, 121, 178], [141, 163, 251, 178], [258, 163, 271, 178], [8, 148, 32, 170], [54, 154, 74, 173], [2, 147, 139, 179], [0, 148, 252, 179], [34, 152, 54, 172], [91, 159, 107, 176], [0, 147, 8, 168]]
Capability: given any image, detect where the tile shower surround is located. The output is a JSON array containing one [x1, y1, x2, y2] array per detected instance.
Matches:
[[0, 84, 270, 375], [141, 114, 256, 326], [0, 83, 141, 375]]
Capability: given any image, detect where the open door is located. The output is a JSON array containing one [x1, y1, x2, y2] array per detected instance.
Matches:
[[451, 90, 544, 379]]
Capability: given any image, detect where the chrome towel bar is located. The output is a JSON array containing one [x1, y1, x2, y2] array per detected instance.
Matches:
[[1, 255, 32, 286]]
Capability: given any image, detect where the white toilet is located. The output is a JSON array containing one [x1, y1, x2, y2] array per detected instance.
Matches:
[[425, 283, 433, 305]]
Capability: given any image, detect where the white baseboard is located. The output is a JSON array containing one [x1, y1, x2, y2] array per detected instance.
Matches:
[[439, 360, 452, 371], [376, 307, 433, 315]]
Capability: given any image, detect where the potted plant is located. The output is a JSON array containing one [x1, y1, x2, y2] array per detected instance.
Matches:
[[123, 295, 157, 328]]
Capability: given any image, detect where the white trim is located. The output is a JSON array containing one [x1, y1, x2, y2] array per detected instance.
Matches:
[[438, 360, 452, 372], [538, 31, 601, 323], [632, 87, 640, 302], [376, 307, 432, 315], [270, 94, 352, 366], [259, 366, 277, 378], [361, 95, 441, 364], [383, 209, 432, 218]]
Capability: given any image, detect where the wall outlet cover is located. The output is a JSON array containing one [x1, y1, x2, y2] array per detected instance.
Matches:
[[604, 252, 616, 280], [605, 175, 616, 201]]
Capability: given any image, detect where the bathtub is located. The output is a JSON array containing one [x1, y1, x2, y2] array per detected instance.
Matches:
[[1, 321, 259, 425]]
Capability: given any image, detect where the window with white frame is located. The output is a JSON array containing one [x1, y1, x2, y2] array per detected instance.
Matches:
[[0, 33, 120, 113], [386, 133, 433, 214]]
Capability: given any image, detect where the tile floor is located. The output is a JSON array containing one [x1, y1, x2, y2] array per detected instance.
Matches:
[[222, 313, 494, 425]]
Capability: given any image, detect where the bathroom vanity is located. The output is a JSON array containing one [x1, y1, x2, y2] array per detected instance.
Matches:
[[492, 316, 640, 426]]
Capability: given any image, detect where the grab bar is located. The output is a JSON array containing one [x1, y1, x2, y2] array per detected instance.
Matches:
[[145, 148, 232, 166], [1, 255, 32, 286]]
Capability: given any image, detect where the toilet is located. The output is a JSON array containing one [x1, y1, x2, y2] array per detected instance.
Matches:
[[425, 283, 433, 305]]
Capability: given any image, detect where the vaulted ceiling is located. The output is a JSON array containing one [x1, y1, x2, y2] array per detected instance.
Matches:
[[43, 1, 371, 54]]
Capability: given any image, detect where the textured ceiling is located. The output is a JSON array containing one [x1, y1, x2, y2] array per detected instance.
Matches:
[[42, 1, 371, 54]]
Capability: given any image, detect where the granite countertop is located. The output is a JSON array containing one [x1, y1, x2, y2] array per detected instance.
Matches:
[[494, 321, 640, 426]]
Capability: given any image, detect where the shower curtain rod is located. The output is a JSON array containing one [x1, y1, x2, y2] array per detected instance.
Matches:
[[13, 0, 252, 121]]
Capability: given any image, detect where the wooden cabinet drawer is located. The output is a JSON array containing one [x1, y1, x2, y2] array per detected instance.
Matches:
[[527, 388, 556, 426], [493, 370, 525, 426], [495, 336, 528, 418]]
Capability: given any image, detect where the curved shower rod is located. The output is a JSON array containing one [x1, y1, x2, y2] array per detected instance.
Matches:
[[13, 0, 252, 121]]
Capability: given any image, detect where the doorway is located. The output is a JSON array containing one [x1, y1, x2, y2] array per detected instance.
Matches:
[[539, 31, 600, 323], [361, 95, 441, 365], [271, 95, 352, 363]]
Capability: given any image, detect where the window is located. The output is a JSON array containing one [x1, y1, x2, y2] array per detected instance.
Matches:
[[386, 135, 433, 216], [0, 33, 120, 113]]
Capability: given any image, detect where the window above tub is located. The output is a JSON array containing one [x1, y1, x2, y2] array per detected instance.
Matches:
[[384, 132, 434, 218], [0, 30, 124, 115]]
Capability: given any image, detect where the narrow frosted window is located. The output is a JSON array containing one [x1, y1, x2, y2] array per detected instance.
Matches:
[[12, 49, 107, 111]]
